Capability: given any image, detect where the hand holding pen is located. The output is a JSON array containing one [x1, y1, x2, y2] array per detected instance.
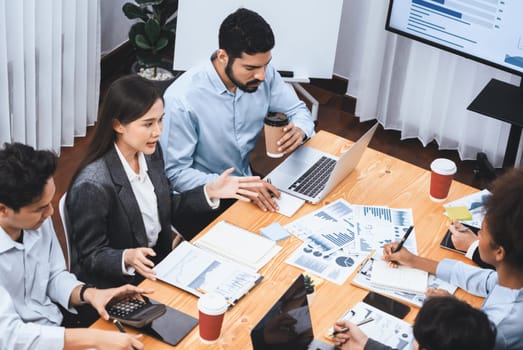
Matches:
[[383, 226, 417, 268], [331, 318, 374, 349]]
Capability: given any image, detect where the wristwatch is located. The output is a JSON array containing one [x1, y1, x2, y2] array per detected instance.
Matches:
[[79, 284, 95, 304]]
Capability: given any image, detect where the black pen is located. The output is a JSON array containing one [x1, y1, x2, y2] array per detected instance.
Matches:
[[266, 178, 276, 198], [393, 226, 414, 253], [332, 317, 375, 335], [113, 319, 126, 333]]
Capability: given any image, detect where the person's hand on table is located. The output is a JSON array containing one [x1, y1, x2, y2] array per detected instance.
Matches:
[[277, 123, 306, 155], [95, 331, 144, 350], [246, 179, 281, 212], [426, 287, 452, 298], [449, 220, 478, 251], [124, 247, 157, 280]]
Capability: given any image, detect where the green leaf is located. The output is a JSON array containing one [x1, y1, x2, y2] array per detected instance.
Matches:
[[163, 17, 177, 32], [135, 34, 153, 50], [153, 37, 168, 51], [122, 3, 148, 21], [144, 18, 161, 43], [128, 22, 145, 42]]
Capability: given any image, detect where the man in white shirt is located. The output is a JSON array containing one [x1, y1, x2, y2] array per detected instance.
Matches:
[[0, 142, 149, 350]]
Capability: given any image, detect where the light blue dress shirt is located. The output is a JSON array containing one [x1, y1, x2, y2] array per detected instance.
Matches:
[[160, 57, 315, 192], [0, 218, 82, 349], [437, 259, 523, 350]]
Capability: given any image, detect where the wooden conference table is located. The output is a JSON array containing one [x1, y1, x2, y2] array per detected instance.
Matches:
[[91, 130, 484, 349]]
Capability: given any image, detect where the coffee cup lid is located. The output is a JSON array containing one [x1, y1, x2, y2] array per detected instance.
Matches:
[[430, 158, 457, 175], [198, 293, 228, 315], [264, 112, 289, 127]]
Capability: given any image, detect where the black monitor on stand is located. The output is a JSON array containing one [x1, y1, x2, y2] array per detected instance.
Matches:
[[467, 77, 523, 173]]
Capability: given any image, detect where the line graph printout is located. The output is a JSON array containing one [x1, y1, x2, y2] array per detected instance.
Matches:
[[389, 0, 523, 72], [154, 241, 262, 305]]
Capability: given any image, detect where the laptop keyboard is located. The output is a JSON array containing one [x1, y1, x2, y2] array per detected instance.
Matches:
[[288, 156, 336, 198]]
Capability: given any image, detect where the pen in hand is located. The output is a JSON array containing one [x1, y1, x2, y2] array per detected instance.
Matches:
[[113, 319, 126, 333], [393, 226, 414, 253], [332, 317, 375, 336], [266, 178, 276, 198]]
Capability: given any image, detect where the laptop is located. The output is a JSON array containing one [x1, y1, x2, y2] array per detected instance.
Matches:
[[266, 123, 378, 203], [250, 274, 335, 350]]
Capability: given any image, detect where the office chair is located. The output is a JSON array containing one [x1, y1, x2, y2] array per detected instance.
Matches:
[[58, 193, 72, 271], [474, 152, 501, 183]]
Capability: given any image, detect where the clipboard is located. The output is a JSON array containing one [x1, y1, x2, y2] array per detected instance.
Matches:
[[439, 224, 479, 254]]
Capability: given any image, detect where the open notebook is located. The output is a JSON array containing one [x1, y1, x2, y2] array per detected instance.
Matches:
[[194, 221, 281, 271], [370, 259, 428, 294]]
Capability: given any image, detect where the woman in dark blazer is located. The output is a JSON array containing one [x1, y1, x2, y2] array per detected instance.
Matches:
[[66, 76, 260, 289]]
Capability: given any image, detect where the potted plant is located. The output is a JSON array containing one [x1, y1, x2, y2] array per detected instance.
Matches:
[[123, 0, 179, 91], [304, 274, 316, 304]]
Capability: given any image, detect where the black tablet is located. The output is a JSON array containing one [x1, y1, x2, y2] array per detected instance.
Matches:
[[139, 299, 198, 346], [439, 224, 479, 254]]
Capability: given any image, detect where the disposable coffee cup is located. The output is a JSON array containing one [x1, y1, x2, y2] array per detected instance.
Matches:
[[429, 158, 457, 202], [264, 112, 289, 158], [197, 293, 228, 343]]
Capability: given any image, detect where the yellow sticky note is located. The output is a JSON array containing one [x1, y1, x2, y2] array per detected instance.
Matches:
[[445, 206, 472, 221]]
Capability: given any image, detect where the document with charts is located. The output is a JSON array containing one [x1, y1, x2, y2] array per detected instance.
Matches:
[[285, 199, 360, 254], [285, 200, 415, 254], [285, 243, 366, 285], [154, 241, 263, 306], [325, 301, 414, 350]]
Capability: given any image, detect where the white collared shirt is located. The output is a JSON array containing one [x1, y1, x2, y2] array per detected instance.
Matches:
[[115, 144, 162, 248], [0, 218, 82, 349]]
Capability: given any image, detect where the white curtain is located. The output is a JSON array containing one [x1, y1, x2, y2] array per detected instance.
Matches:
[[0, 0, 100, 152], [334, 0, 522, 168]]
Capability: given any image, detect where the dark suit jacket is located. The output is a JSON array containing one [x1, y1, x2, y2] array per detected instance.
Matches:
[[66, 145, 215, 288]]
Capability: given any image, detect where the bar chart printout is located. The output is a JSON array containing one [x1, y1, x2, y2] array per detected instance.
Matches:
[[388, 0, 523, 72]]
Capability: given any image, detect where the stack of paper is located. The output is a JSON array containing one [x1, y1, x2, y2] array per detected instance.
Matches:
[[195, 221, 281, 271]]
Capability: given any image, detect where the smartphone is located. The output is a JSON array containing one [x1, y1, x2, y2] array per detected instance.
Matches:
[[363, 292, 410, 319]]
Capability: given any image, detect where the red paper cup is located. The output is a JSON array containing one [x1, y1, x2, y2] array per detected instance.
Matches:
[[197, 293, 228, 343], [429, 158, 457, 202]]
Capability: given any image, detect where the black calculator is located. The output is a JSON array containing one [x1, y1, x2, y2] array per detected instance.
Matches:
[[107, 298, 166, 328]]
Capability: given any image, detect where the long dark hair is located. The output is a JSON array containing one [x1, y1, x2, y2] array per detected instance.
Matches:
[[70, 75, 163, 188]]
